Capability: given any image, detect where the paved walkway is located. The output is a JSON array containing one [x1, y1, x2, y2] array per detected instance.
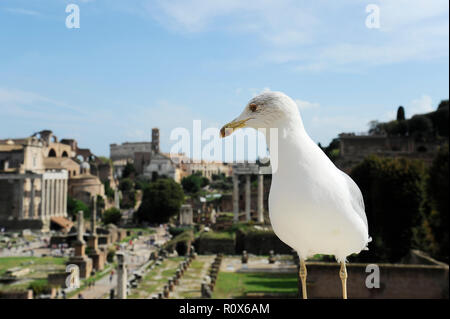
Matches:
[[74, 272, 117, 299], [72, 226, 169, 299]]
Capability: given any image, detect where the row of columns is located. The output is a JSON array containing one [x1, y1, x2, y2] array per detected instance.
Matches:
[[232, 173, 264, 223], [40, 178, 67, 219]]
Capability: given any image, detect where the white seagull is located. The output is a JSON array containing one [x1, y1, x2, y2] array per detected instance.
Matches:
[[220, 91, 370, 299]]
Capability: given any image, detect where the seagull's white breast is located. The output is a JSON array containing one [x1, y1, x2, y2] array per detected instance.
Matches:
[[268, 131, 370, 262]]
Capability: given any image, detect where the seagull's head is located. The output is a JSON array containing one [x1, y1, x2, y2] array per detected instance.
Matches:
[[220, 91, 300, 138]]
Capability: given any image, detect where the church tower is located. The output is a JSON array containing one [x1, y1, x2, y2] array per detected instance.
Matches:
[[152, 128, 160, 153]]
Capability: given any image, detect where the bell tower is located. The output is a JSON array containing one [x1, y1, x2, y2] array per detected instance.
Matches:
[[152, 128, 160, 153]]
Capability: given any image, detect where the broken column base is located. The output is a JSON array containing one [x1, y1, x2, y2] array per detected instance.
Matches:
[[68, 241, 93, 279], [88, 251, 105, 271], [67, 256, 93, 279]]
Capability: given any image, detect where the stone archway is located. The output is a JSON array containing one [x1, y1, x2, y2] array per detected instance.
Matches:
[[48, 149, 57, 157]]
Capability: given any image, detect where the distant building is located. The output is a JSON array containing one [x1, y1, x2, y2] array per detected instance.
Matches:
[[143, 153, 180, 182], [110, 128, 160, 162], [0, 130, 108, 230], [336, 133, 443, 172], [68, 162, 105, 205], [0, 133, 69, 231], [110, 142, 152, 162], [182, 161, 232, 180]]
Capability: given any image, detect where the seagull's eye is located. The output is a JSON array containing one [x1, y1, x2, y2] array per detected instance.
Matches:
[[249, 103, 258, 112]]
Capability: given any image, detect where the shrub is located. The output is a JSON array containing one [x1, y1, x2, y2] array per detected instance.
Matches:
[[168, 226, 194, 237], [107, 247, 116, 263], [28, 279, 52, 296], [103, 207, 122, 225], [67, 196, 90, 219], [350, 155, 425, 262], [421, 144, 449, 262], [164, 230, 194, 256], [119, 178, 134, 192]]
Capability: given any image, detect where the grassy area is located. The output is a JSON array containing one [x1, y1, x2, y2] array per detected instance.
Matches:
[[213, 272, 298, 298], [175, 258, 209, 299], [199, 231, 235, 240], [120, 228, 156, 243], [0, 256, 66, 277], [0, 256, 67, 293]]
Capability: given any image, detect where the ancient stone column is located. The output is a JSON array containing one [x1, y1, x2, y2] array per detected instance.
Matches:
[[58, 179, 62, 216], [18, 179, 24, 219], [30, 178, 35, 218], [114, 189, 120, 210], [116, 253, 127, 299], [76, 211, 85, 246], [40, 178, 45, 219], [257, 174, 264, 223], [89, 196, 104, 270], [45, 179, 50, 217], [56, 180, 60, 216], [232, 173, 239, 223], [63, 180, 67, 217], [50, 179, 55, 217], [245, 175, 251, 221], [68, 211, 93, 278]]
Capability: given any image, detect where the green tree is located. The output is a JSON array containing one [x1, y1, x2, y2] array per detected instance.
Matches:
[[137, 178, 184, 223], [103, 207, 122, 225], [350, 156, 425, 262], [67, 196, 90, 219], [103, 180, 114, 199], [119, 178, 134, 192], [409, 115, 433, 140], [396, 106, 405, 121], [122, 162, 136, 179], [181, 174, 202, 194], [421, 145, 449, 262], [201, 176, 210, 187]]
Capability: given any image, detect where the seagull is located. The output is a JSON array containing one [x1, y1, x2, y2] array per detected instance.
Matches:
[[220, 91, 370, 299]]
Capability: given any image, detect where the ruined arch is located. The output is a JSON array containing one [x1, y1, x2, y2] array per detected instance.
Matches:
[[62, 151, 68, 157], [48, 149, 57, 157]]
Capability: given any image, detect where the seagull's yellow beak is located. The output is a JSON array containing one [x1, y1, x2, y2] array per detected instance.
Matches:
[[220, 118, 251, 138]]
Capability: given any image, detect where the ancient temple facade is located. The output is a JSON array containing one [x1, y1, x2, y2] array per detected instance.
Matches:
[[0, 136, 69, 231]]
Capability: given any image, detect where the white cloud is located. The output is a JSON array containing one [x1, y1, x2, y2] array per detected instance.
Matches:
[[408, 94, 434, 116], [147, 0, 318, 43], [145, 0, 448, 71]]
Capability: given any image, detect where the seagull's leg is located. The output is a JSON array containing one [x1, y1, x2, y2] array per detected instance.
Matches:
[[299, 258, 307, 299], [339, 262, 348, 299]]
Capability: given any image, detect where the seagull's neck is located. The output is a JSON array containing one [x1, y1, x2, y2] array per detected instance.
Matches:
[[266, 114, 317, 174]]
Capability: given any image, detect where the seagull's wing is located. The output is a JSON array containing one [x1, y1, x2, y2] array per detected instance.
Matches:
[[339, 170, 368, 228]]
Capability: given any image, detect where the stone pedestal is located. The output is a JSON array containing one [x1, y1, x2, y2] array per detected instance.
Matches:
[[67, 211, 93, 279], [117, 253, 127, 299], [88, 236, 105, 271], [68, 240, 93, 279]]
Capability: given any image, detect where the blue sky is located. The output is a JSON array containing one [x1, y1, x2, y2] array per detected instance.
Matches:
[[0, 0, 448, 159]]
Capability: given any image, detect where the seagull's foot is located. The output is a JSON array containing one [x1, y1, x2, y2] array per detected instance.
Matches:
[[299, 259, 308, 299], [339, 262, 348, 299]]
